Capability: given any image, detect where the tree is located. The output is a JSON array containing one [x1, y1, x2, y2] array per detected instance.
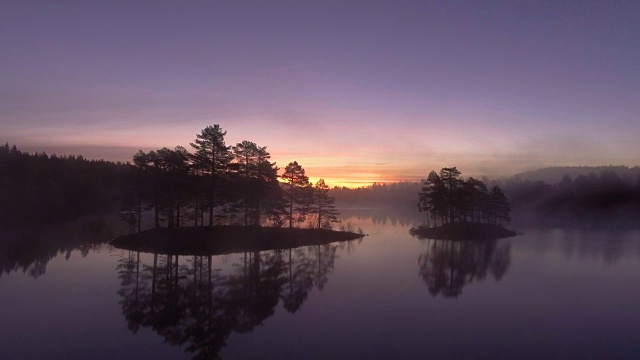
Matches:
[[417, 167, 511, 226], [311, 179, 340, 229], [232, 141, 264, 179], [461, 177, 488, 223], [232, 141, 280, 226], [133, 150, 161, 228], [190, 125, 232, 226], [156, 146, 191, 228], [418, 170, 446, 227], [281, 161, 311, 228], [439, 167, 462, 224], [490, 185, 511, 225], [119, 181, 138, 234]]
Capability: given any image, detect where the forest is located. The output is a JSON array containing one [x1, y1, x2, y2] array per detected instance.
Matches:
[[0, 125, 340, 232], [122, 125, 340, 232], [0, 143, 129, 226], [503, 168, 640, 226], [2, 132, 640, 230]]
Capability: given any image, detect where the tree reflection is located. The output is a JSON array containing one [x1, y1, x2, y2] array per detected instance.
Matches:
[[417, 239, 511, 298], [1, 217, 121, 278], [116, 242, 349, 359]]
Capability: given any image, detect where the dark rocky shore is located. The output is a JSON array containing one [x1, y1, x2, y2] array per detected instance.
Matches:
[[410, 222, 517, 241], [110, 226, 364, 255]]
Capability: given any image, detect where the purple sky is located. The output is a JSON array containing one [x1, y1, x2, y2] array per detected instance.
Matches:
[[2, 0, 639, 186]]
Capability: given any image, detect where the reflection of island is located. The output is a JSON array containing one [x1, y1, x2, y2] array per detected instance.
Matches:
[[117, 241, 355, 359], [417, 239, 511, 298]]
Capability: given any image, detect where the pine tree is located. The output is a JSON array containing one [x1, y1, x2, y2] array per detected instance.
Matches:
[[312, 179, 340, 229], [490, 185, 511, 225], [282, 161, 311, 228], [418, 167, 511, 226], [232, 141, 279, 225], [418, 170, 446, 227], [439, 167, 462, 223], [133, 150, 162, 228], [190, 125, 231, 226]]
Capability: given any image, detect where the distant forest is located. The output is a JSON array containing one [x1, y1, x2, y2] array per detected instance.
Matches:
[[0, 143, 129, 226], [2, 136, 640, 229], [330, 181, 419, 207], [332, 166, 640, 227], [503, 167, 640, 226]]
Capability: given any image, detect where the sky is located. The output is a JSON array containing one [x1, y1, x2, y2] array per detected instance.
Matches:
[[2, 0, 639, 187]]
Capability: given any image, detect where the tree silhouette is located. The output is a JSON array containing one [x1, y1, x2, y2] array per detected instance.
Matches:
[[440, 167, 462, 223], [116, 244, 349, 358], [0, 144, 130, 227], [418, 170, 446, 227], [190, 125, 232, 226], [133, 150, 162, 228], [156, 146, 191, 228], [119, 182, 139, 234], [231, 141, 280, 226], [312, 179, 340, 229], [418, 167, 510, 226], [489, 185, 511, 225], [282, 161, 312, 228], [417, 238, 512, 298]]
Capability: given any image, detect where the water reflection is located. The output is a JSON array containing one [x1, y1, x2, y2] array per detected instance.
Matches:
[[0, 216, 123, 278], [512, 228, 640, 264], [338, 207, 423, 227], [417, 239, 511, 298], [117, 242, 354, 359]]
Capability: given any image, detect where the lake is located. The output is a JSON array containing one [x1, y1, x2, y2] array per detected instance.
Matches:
[[1, 210, 639, 359]]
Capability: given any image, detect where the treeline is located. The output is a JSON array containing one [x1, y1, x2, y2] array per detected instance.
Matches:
[[122, 124, 340, 232], [331, 181, 420, 208], [503, 169, 640, 226], [511, 165, 640, 185], [0, 144, 130, 226], [1, 124, 341, 230], [417, 167, 511, 227]]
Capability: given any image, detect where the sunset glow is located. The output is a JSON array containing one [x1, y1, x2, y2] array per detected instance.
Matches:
[[2, 1, 639, 185]]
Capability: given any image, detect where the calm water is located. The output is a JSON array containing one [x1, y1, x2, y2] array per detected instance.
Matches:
[[1, 211, 640, 359]]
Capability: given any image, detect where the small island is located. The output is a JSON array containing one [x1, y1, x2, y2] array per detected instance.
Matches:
[[110, 226, 364, 256], [410, 222, 516, 241], [412, 167, 517, 240], [107, 125, 366, 256]]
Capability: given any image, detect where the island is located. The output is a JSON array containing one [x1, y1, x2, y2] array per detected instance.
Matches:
[[413, 167, 517, 240], [410, 222, 516, 241], [110, 226, 364, 256]]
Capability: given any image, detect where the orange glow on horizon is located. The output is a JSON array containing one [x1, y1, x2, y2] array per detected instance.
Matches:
[[307, 176, 408, 189]]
